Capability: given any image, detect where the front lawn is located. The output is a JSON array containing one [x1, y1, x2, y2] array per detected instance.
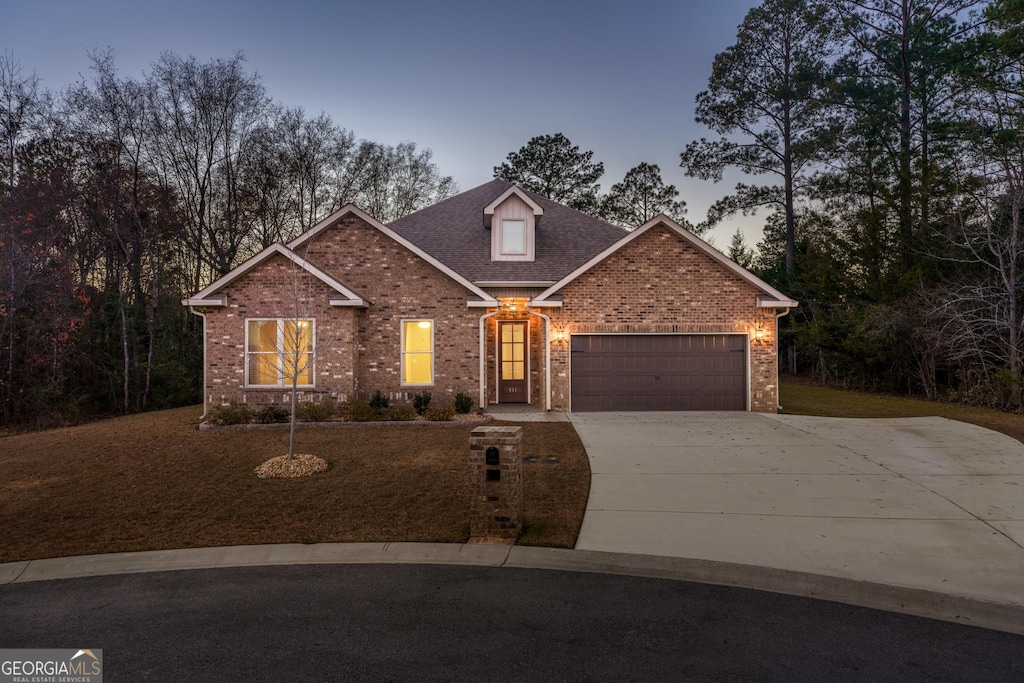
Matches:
[[780, 381, 1024, 444], [0, 407, 590, 563]]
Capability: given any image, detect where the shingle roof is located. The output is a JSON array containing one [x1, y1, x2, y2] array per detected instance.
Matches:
[[388, 179, 628, 283]]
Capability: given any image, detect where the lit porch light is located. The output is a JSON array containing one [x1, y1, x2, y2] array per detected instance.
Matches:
[[751, 324, 767, 345]]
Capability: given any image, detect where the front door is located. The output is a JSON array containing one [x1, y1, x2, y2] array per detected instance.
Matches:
[[499, 321, 528, 403]]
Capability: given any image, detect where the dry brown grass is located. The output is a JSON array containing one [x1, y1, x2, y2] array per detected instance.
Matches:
[[0, 407, 590, 563], [781, 382, 1024, 444]]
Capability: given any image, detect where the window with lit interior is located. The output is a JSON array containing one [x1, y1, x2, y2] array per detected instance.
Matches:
[[246, 319, 314, 387], [402, 320, 434, 385], [501, 219, 526, 255]]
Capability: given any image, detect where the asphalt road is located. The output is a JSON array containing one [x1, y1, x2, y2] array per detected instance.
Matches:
[[2, 565, 1022, 681]]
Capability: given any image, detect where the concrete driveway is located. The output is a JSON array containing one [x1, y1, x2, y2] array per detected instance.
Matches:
[[568, 412, 1024, 607]]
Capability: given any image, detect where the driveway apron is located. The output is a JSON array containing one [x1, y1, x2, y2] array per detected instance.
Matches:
[[568, 412, 1024, 607]]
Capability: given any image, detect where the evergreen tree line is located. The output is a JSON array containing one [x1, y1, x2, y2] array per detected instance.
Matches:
[[688, 0, 1024, 409], [0, 50, 456, 427]]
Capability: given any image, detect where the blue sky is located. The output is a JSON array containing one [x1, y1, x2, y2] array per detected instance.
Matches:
[[3, 0, 763, 245]]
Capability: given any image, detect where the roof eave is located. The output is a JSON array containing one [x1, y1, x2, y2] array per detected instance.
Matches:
[[476, 280, 556, 287], [182, 296, 226, 308], [758, 297, 800, 308]]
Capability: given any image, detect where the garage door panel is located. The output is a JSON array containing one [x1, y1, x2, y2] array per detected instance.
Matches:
[[571, 334, 747, 412]]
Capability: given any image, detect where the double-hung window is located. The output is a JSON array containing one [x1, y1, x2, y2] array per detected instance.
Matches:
[[401, 319, 434, 385], [246, 319, 314, 387]]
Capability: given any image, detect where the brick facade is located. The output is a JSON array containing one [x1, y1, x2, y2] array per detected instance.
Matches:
[[201, 215, 482, 410], [544, 223, 779, 413], [298, 215, 481, 404], [203, 254, 358, 408], [196, 212, 784, 415]]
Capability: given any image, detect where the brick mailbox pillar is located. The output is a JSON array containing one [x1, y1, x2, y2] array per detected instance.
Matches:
[[469, 426, 523, 541]]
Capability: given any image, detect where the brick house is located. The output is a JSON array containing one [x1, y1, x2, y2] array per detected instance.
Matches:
[[183, 179, 797, 415]]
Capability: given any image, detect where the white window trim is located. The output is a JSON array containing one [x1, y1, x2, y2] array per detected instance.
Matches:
[[401, 318, 435, 387], [500, 219, 527, 255], [489, 197, 536, 262], [244, 318, 316, 389]]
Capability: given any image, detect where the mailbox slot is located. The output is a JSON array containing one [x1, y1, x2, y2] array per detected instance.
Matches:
[[485, 446, 500, 466], [486, 469, 501, 482]]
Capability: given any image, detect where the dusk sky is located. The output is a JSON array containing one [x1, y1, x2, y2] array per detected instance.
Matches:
[[3, 0, 764, 245]]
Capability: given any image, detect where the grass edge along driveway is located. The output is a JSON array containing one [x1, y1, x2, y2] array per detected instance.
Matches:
[[781, 381, 1024, 444]]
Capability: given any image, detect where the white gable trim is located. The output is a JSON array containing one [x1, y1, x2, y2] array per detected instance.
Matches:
[[532, 215, 799, 307], [182, 243, 367, 307], [289, 204, 499, 306], [483, 185, 544, 228]]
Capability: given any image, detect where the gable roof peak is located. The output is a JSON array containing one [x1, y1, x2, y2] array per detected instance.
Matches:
[[286, 203, 497, 305], [181, 242, 366, 307], [532, 214, 798, 307], [483, 184, 544, 228]]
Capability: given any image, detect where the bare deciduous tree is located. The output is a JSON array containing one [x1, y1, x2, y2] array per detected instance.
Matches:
[[148, 52, 270, 287], [934, 55, 1024, 405]]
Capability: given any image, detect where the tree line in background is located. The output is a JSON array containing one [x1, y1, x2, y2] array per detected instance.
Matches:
[[0, 46, 696, 429], [2, 0, 1023, 427], [0, 50, 456, 427], [680, 0, 1024, 409], [494, 132, 692, 230], [499, 0, 1024, 411]]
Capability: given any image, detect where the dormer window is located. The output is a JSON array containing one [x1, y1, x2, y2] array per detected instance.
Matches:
[[485, 185, 543, 262], [501, 219, 526, 255]]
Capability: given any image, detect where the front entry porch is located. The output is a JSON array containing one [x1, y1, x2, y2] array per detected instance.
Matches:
[[498, 320, 528, 403]]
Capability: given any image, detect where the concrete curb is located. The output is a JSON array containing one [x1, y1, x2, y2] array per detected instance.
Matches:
[[2, 543, 1022, 636]]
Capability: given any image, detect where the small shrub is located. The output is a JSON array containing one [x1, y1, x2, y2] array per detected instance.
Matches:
[[207, 402, 254, 426], [342, 399, 379, 423], [424, 402, 455, 422], [296, 401, 335, 422], [369, 390, 390, 410], [254, 405, 290, 424], [454, 392, 474, 415], [412, 391, 432, 416], [384, 404, 417, 421]]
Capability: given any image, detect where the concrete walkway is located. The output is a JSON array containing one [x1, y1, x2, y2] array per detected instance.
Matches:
[[485, 404, 569, 422], [569, 411, 1024, 610]]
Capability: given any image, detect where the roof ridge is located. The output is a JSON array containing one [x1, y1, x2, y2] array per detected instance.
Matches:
[[389, 178, 511, 227], [385, 176, 629, 284]]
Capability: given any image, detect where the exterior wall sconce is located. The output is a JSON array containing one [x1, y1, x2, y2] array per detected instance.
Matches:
[[751, 324, 767, 345], [551, 325, 568, 344]]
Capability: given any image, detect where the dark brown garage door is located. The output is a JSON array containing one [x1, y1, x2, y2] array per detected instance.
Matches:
[[570, 334, 747, 412]]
